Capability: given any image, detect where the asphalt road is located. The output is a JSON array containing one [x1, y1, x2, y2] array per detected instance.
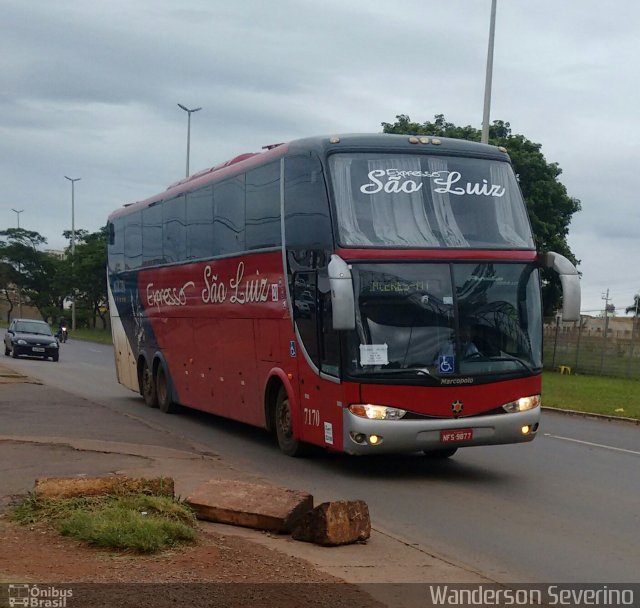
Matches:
[[4, 338, 639, 584]]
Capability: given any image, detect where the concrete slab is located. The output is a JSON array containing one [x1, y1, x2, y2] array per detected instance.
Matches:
[[186, 479, 313, 533]]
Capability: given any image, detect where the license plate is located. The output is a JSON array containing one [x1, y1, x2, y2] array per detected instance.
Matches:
[[32, 347, 45, 352], [440, 428, 473, 443]]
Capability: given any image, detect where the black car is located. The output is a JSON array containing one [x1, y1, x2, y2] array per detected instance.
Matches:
[[4, 319, 59, 362]]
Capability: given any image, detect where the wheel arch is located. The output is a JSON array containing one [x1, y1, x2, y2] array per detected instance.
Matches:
[[136, 353, 151, 394], [264, 369, 298, 434]]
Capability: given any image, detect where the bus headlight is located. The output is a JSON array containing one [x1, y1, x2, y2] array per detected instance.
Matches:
[[502, 395, 541, 413], [348, 404, 407, 420]]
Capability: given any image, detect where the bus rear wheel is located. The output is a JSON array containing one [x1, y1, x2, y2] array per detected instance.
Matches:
[[141, 360, 158, 408], [156, 364, 178, 414], [423, 447, 458, 459], [275, 387, 306, 457]]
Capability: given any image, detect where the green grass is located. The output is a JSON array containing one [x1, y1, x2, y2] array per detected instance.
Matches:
[[543, 372, 640, 420], [68, 327, 113, 345], [11, 494, 197, 554]]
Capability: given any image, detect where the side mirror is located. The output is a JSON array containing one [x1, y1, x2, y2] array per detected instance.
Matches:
[[540, 252, 581, 322], [328, 254, 356, 330]]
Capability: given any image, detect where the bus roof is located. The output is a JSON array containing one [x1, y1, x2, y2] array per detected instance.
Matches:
[[108, 133, 509, 221]]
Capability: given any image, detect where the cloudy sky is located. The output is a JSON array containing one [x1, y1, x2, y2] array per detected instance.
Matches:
[[2, 0, 639, 315]]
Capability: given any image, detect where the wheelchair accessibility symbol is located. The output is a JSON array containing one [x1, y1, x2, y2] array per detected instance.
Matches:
[[438, 355, 455, 374]]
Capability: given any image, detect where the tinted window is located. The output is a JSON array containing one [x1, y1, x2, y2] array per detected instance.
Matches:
[[214, 176, 245, 256], [163, 195, 187, 263], [142, 203, 164, 266], [246, 162, 281, 250], [108, 217, 125, 273], [284, 155, 333, 249], [187, 186, 214, 260], [329, 153, 533, 249], [124, 211, 142, 270], [293, 271, 319, 366]]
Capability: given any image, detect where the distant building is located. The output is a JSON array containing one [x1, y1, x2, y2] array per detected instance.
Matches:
[[45, 249, 66, 259]]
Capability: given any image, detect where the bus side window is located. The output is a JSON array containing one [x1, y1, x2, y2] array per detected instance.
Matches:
[[163, 195, 187, 264], [187, 186, 214, 260], [142, 202, 164, 266], [284, 154, 333, 250], [124, 211, 142, 270], [214, 176, 245, 256], [293, 271, 319, 367], [318, 269, 340, 377], [108, 218, 125, 273], [246, 162, 281, 250]]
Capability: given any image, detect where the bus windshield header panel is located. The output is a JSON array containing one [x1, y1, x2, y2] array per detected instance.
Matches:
[[329, 153, 534, 249]]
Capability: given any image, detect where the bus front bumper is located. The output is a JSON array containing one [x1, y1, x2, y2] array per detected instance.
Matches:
[[342, 407, 540, 455]]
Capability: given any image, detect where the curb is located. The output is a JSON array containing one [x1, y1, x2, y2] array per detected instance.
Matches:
[[542, 406, 639, 425]]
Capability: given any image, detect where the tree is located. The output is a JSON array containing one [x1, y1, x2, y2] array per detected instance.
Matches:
[[66, 226, 108, 329], [381, 114, 581, 316], [626, 295, 640, 316], [0, 228, 67, 321]]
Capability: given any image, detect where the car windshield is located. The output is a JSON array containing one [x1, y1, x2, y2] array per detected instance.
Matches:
[[346, 262, 542, 381], [329, 153, 534, 249], [14, 321, 53, 336]]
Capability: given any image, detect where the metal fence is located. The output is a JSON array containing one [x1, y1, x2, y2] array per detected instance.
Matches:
[[543, 317, 640, 379]]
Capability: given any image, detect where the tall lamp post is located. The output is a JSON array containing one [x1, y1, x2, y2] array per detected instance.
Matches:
[[64, 176, 81, 331], [11, 208, 23, 229], [481, 0, 497, 144], [177, 103, 202, 177], [11, 208, 24, 318]]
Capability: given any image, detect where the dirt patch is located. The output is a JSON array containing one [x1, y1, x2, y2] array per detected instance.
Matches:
[[0, 517, 382, 607]]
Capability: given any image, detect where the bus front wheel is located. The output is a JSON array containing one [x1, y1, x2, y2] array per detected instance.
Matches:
[[156, 364, 178, 414], [275, 388, 306, 457], [141, 360, 158, 408]]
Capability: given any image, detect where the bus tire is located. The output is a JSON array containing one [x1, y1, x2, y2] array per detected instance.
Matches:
[[423, 447, 458, 459], [275, 387, 306, 457], [156, 363, 179, 414], [141, 360, 158, 408]]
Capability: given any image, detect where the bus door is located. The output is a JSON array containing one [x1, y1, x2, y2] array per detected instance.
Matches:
[[292, 268, 344, 450]]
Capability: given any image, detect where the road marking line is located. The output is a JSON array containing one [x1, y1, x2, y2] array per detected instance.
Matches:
[[544, 433, 640, 456]]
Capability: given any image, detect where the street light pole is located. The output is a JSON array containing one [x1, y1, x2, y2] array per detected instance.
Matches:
[[177, 103, 202, 177], [481, 0, 497, 144], [64, 176, 81, 332], [11, 208, 23, 229], [11, 208, 24, 318]]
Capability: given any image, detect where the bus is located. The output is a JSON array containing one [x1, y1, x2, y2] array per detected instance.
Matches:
[[107, 133, 580, 458]]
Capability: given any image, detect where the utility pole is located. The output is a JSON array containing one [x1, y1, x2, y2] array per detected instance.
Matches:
[[600, 289, 610, 374], [11, 208, 24, 318]]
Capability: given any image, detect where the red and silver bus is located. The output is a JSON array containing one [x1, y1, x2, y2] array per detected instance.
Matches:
[[107, 134, 580, 458]]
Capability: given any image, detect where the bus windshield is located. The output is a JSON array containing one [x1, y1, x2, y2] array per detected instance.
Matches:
[[346, 262, 543, 380], [329, 153, 534, 249]]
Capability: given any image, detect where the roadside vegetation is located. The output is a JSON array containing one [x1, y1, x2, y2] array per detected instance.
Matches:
[[10, 493, 197, 553], [543, 372, 640, 420], [69, 326, 112, 345]]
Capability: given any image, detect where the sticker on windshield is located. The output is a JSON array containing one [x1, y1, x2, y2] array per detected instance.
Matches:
[[438, 355, 455, 375], [360, 344, 388, 366], [359, 169, 506, 198]]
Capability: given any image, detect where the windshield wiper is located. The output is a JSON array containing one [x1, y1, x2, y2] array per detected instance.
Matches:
[[364, 367, 434, 377], [485, 354, 535, 374]]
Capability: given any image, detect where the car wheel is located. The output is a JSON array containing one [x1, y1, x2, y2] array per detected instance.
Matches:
[[4, 345, 9, 356], [52, 352, 59, 362], [423, 447, 458, 459], [11, 348, 18, 359], [275, 387, 307, 457], [156, 364, 178, 414], [141, 360, 158, 408]]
